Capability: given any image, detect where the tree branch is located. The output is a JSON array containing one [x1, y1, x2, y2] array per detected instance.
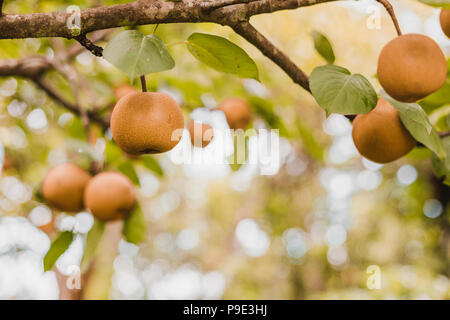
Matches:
[[0, 30, 111, 77], [0, 30, 112, 128], [32, 77, 109, 129], [231, 21, 311, 92], [0, 0, 336, 39]]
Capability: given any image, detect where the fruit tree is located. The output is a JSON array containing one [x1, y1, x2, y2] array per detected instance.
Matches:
[[0, 0, 449, 299]]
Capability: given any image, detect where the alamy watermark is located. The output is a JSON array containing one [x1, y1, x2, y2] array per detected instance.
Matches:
[[170, 126, 281, 176], [66, 5, 81, 36], [366, 265, 382, 290]]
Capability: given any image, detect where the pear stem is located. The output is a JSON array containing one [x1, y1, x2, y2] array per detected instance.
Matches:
[[376, 0, 402, 36], [140, 75, 147, 92], [439, 131, 450, 139]]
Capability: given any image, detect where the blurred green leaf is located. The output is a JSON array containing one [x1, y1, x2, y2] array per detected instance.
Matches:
[[65, 139, 102, 163], [105, 140, 123, 165], [187, 33, 259, 80], [296, 120, 324, 162], [164, 77, 206, 109], [248, 96, 290, 137], [34, 187, 45, 202], [122, 204, 147, 245], [140, 155, 164, 177], [431, 136, 450, 185], [420, 79, 450, 112], [384, 94, 446, 158], [118, 161, 140, 186], [66, 116, 87, 140], [311, 30, 335, 64], [43, 231, 74, 272], [81, 219, 105, 271], [429, 105, 450, 131], [416, 0, 450, 8], [228, 132, 249, 171], [310, 65, 377, 116], [103, 30, 175, 79]]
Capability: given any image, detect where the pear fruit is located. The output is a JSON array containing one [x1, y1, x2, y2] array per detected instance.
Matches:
[[42, 163, 91, 212], [114, 84, 139, 101], [188, 120, 214, 148], [84, 172, 136, 221], [377, 34, 447, 102], [217, 97, 251, 130], [352, 98, 416, 163], [110, 92, 184, 155], [440, 9, 450, 38]]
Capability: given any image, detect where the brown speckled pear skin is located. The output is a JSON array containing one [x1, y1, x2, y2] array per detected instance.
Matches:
[[217, 97, 252, 130], [114, 84, 138, 101], [84, 172, 136, 221], [352, 98, 416, 164], [188, 121, 214, 148], [42, 163, 91, 212], [441, 10, 450, 38], [377, 34, 447, 103], [110, 92, 184, 155]]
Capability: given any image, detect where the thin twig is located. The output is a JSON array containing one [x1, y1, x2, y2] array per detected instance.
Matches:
[[67, 29, 112, 58], [73, 34, 104, 57], [153, 24, 159, 34], [52, 60, 91, 134], [140, 75, 147, 92], [439, 131, 450, 139], [376, 0, 402, 36], [0, 0, 3, 16], [32, 76, 109, 129]]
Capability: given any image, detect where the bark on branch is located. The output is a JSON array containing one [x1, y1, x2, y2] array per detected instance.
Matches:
[[0, 0, 334, 117], [0, 0, 336, 39]]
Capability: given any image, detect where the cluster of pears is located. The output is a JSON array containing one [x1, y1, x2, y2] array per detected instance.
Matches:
[[187, 97, 252, 148], [42, 163, 135, 221], [352, 24, 448, 164]]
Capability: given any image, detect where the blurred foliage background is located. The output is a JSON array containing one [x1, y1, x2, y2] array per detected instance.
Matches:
[[0, 0, 449, 300]]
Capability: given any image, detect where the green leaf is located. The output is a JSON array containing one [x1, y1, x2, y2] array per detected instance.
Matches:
[[103, 30, 175, 79], [118, 161, 140, 186], [81, 219, 105, 271], [187, 33, 259, 80], [311, 30, 335, 64], [296, 121, 324, 162], [310, 65, 377, 116], [43, 231, 74, 272], [34, 187, 45, 202], [420, 79, 450, 112], [228, 131, 249, 171], [416, 0, 450, 8], [122, 204, 147, 245], [383, 93, 446, 158], [140, 155, 164, 177], [248, 96, 290, 137], [65, 139, 102, 162], [66, 116, 87, 140], [431, 136, 450, 185], [105, 140, 122, 165]]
